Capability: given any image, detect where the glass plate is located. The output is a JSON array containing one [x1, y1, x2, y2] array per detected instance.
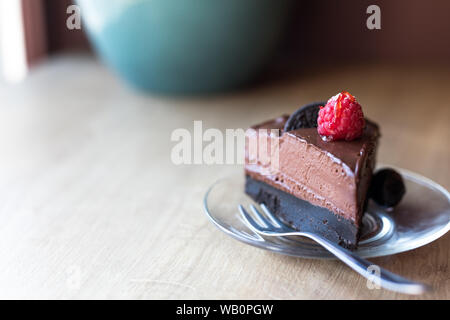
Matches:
[[204, 166, 450, 259]]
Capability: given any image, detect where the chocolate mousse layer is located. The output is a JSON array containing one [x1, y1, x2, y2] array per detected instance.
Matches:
[[244, 116, 379, 247]]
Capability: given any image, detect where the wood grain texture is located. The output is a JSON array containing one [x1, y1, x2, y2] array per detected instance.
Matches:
[[0, 55, 448, 299]]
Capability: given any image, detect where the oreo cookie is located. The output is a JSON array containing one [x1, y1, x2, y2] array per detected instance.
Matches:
[[369, 168, 406, 208], [283, 102, 325, 132]]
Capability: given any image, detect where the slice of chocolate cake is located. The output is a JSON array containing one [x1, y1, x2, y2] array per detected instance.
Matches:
[[244, 92, 380, 249]]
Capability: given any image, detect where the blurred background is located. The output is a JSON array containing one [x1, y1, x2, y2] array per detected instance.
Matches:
[[1, 0, 446, 182], [0, 0, 448, 299], [3, 0, 450, 85]]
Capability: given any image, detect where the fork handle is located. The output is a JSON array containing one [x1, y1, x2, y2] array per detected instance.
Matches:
[[300, 232, 429, 295]]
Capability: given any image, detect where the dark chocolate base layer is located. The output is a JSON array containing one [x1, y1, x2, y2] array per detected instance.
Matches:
[[245, 175, 359, 250]]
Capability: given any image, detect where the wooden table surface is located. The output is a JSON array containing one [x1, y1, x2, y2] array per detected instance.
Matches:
[[0, 55, 448, 299]]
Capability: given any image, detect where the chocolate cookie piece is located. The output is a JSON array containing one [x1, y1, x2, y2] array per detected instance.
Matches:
[[369, 168, 406, 207], [283, 102, 325, 132]]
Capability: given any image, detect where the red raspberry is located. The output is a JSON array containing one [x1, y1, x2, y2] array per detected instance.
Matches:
[[317, 91, 365, 141]]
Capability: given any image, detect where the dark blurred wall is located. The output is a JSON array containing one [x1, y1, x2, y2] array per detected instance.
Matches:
[[21, 0, 89, 65], [43, 0, 90, 53], [282, 0, 450, 65], [25, 0, 450, 67]]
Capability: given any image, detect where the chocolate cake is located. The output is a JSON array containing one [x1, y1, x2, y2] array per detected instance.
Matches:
[[244, 92, 380, 249]]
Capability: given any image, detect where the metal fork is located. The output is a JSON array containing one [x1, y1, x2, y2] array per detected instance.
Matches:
[[239, 203, 430, 295]]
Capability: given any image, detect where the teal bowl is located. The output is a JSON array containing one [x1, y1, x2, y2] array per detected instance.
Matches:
[[77, 0, 291, 94]]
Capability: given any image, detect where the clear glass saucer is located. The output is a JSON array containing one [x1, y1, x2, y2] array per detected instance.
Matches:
[[204, 167, 450, 259]]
